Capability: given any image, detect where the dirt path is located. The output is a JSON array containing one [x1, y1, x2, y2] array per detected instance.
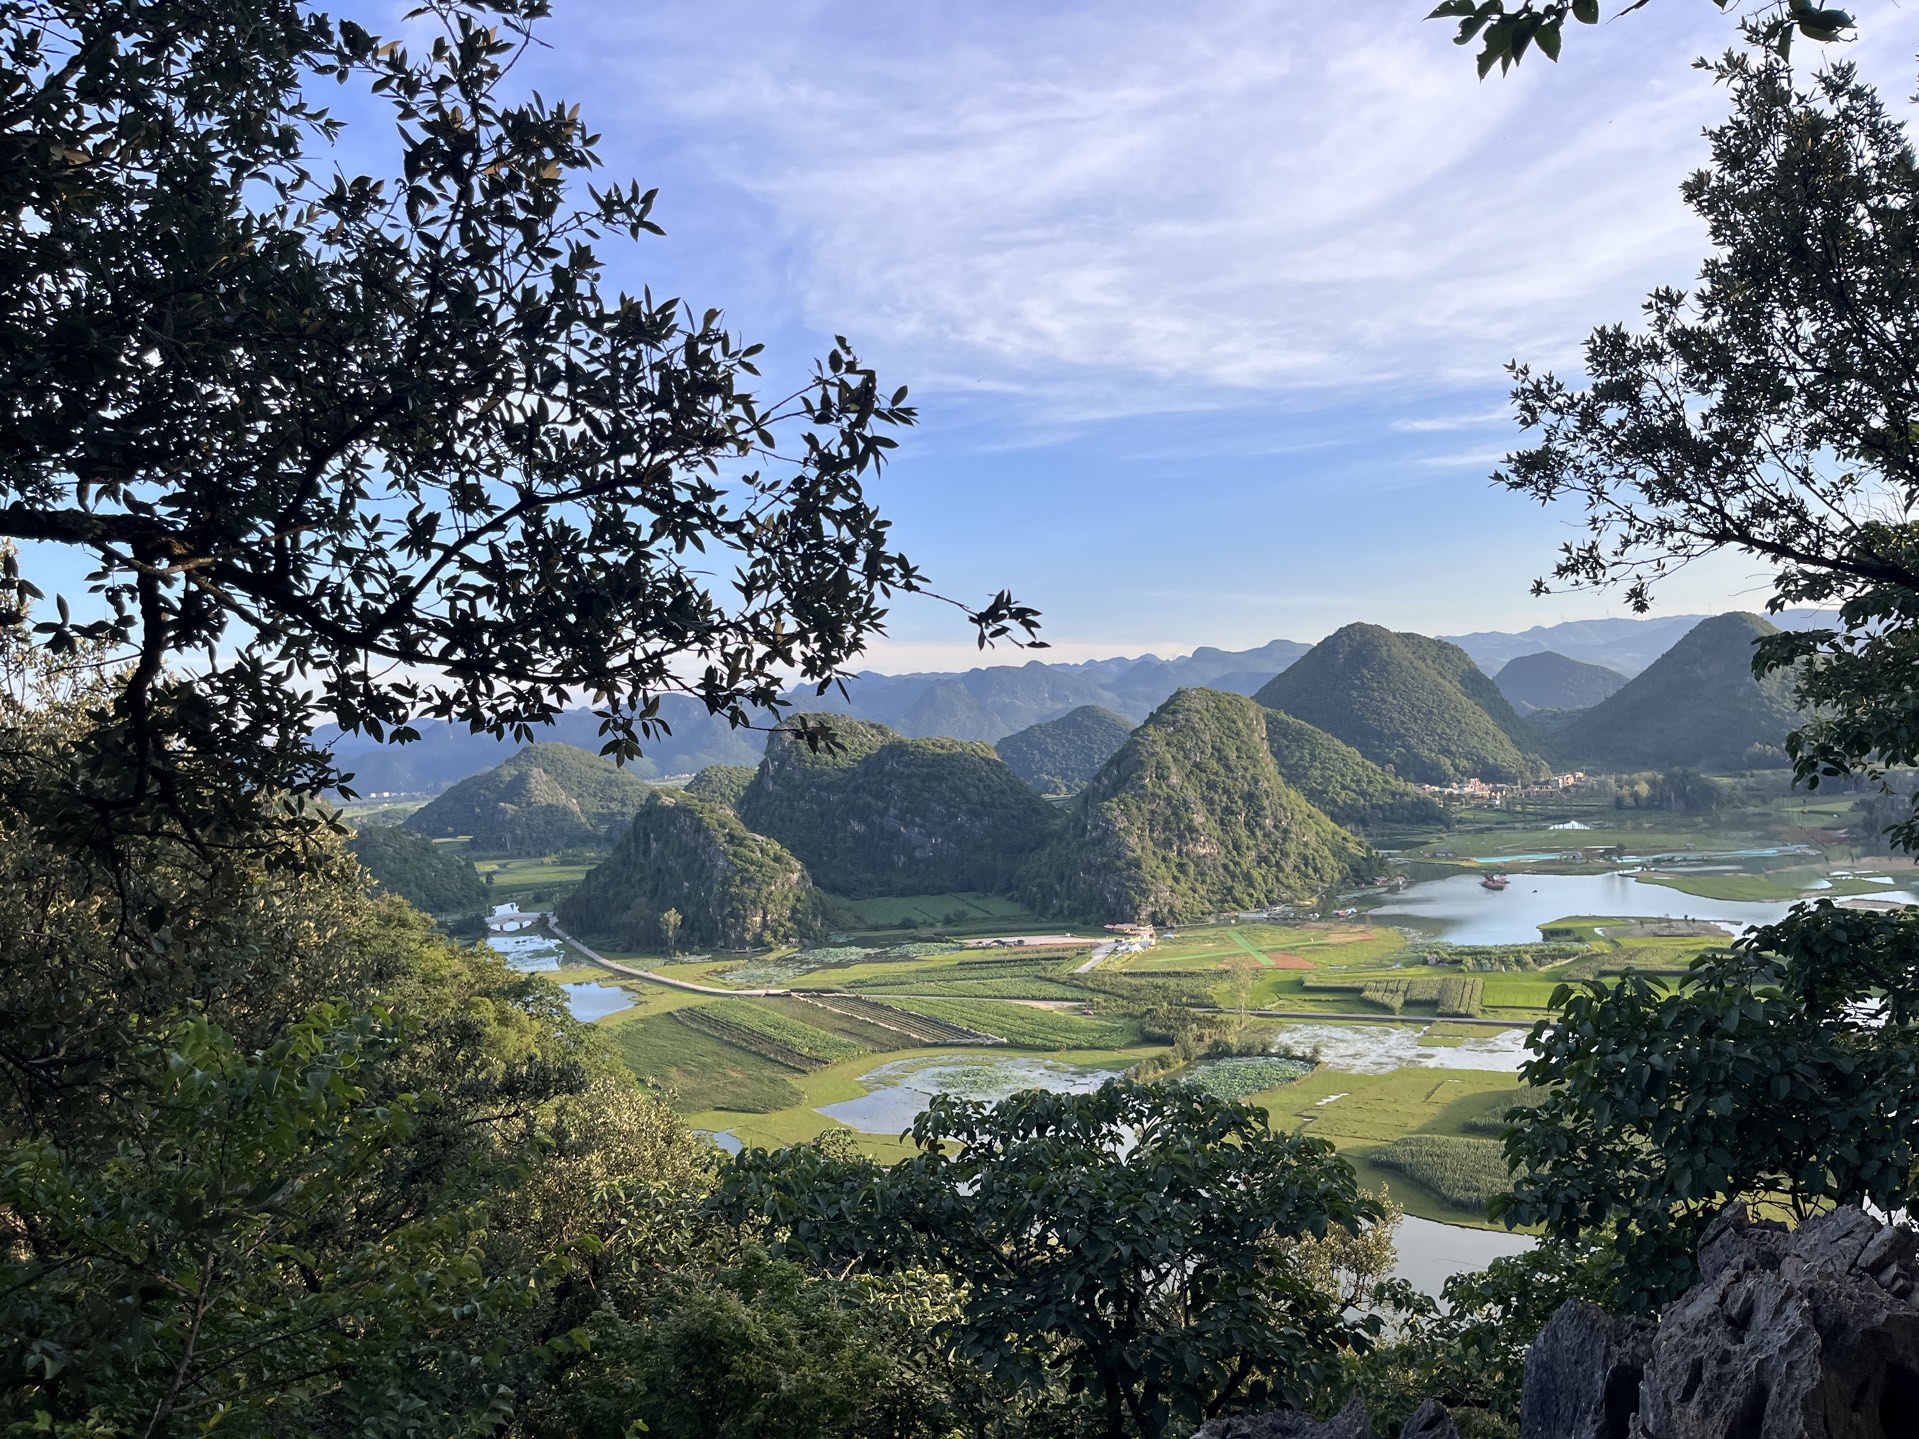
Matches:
[[545, 920, 791, 998]]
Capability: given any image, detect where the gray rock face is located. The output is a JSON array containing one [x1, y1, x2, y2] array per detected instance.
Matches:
[[1192, 1397, 1461, 1439], [1193, 1396, 1372, 1439], [1520, 1298, 1652, 1439], [1397, 1399, 1461, 1439], [1631, 1205, 1919, 1439]]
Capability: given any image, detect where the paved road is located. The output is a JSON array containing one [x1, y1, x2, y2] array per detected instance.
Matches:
[[545, 920, 791, 998], [1074, 940, 1117, 975]]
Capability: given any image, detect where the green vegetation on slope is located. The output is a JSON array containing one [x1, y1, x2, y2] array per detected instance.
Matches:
[[1494, 650, 1627, 715], [1261, 709, 1451, 832], [738, 716, 1059, 897], [995, 705, 1135, 794], [1255, 624, 1547, 785], [405, 742, 654, 854], [346, 824, 487, 914], [1025, 688, 1372, 924], [1538, 612, 1802, 772], [682, 763, 757, 810], [558, 790, 820, 950]]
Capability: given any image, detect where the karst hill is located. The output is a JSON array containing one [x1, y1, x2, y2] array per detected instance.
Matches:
[[1493, 650, 1628, 716], [557, 790, 820, 952], [736, 716, 1059, 897], [1536, 612, 1803, 772], [405, 742, 656, 854], [995, 705, 1135, 795], [1254, 623, 1548, 785], [1025, 688, 1371, 925]]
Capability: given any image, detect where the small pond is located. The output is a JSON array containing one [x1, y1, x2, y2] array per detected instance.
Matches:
[[1393, 1214, 1534, 1300], [818, 1055, 1127, 1134], [486, 932, 567, 972], [559, 981, 637, 1022], [1276, 1023, 1529, 1075], [696, 1129, 744, 1155]]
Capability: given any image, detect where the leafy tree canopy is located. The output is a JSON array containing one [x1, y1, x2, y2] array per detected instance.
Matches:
[[1499, 54, 1919, 839], [719, 1081, 1385, 1439], [1496, 902, 1919, 1310], [1427, 0, 1852, 78], [0, 0, 1035, 863]]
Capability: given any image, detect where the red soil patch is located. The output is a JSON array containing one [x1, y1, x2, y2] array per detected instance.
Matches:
[[1322, 930, 1375, 943], [1261, 953, 1314, 969]]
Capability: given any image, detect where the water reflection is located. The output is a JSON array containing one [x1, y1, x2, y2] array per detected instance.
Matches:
[[1375, 872, 1805, 944], [1393, 1214, 1534, 1299], [1277, 1023, 1528, 1075], [559, 981, 636, 1021], [818, 1055, 1125, 1134]]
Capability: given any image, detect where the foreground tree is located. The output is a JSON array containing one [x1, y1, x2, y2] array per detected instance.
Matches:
[[720, 1081, 1386, 1439], [1486, 44, 1919, 1317], [1500, 53, 1919, 843], [1425, 0, 1852, 77], [0, 0, 1036, 862]]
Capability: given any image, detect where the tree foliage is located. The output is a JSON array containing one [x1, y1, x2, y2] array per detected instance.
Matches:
[[1427, 0, 1852, 78], [1499, 54, 1919, 837], [1496, 902, 1919, 1310], [0, 0, 1035, 866], [719, 1081, 1385, 1439]]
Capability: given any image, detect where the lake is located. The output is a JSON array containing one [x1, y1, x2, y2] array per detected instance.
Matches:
[[818, 1054, 1127, 1133], [486, 931, 568, 972], [1374, 871, 1844, 944], [1394, 1214, 1533, 1298]]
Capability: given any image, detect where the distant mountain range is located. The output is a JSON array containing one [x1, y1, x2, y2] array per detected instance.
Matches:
[[324, 611, 1836, 796]]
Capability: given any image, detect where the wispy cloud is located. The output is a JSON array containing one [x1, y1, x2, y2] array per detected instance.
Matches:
[[547, 0, 1919, 428]]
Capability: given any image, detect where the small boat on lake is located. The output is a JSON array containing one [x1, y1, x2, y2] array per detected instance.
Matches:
[[1480, 874, 1510, 891]]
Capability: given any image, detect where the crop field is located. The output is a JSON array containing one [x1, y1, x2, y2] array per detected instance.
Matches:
[[890, 998, 1139, 1051], [607, 1011, 806, 1113], [674, 1001, 869, 1070], [1122, 922, 1406, 976], [1369, 1135, 1514, 1212], [468, 852, 602, 907]]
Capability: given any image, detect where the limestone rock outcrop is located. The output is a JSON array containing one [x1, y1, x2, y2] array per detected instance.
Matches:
[[1193, 1395, 1460, 1439], [1625, 1205, 1919, 1439], [1517, 1298, 1651, 1439]]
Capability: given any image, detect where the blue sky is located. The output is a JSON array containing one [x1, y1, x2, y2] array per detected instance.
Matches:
[[332, 6, 1919, 668]]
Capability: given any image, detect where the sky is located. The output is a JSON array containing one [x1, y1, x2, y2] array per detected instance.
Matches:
[[68, 1, 1919, 678], [477, 0, 1919, 670]]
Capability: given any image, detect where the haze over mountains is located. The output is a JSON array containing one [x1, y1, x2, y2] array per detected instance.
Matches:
[[329, 610, 1835, 797], [390, 609, 1825, 930]]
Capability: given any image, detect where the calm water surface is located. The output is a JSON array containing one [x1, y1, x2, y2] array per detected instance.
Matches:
[[558, 981, 636, 1021], [1394, 1215, 1533, 1299], [1375, 872, 1826, 944], [818, 1055, 1126, 1134]]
